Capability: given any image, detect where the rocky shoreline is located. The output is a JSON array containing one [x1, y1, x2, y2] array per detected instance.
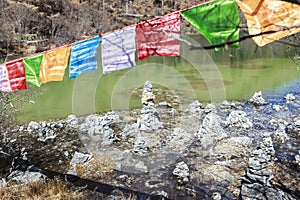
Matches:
[[1, 81, 300, 199]]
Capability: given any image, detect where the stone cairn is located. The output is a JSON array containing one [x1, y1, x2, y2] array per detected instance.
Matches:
[[240, 132, 295, 200], [138, 81, 162, 132]]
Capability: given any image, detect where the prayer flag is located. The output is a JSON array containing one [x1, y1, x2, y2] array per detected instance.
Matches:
[[69, 36, 101, 78], [181, 0, 240, 50], [136, 12, 180, 60], [40, 45, 71, 83], [1, 60, 27, 92], [0, 64, 3, 91], [23, 54, 43, 87], [102, 26, 136, 74], [237, 0, 300, 46]]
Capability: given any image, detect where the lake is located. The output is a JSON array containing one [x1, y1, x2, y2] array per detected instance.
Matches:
[[17, 35, 300, 123]]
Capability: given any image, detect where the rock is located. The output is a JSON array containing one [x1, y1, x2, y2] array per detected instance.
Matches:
[[121, 123, 139, 138], [272, 104, 287, 111], [101, 126, 119, 145], [158, 101, 171, 108], [27, 121, 41, 133], [66, 114, 78, 127], [167, 128, 194, 151], [188, 100, 203, 114], [284, 93, 295, 103], [135, 161, 148, 173], [198, 112, 226, 138], [212, 192, 222, 200], [69, 151, 92, 167], [204, 103, 216, 113], [80, 112, 120, 135], [249, 91, 267, 106], [239, 132, 294, 200], [225, 110, 253, 129], [133, 137, 149, 155], [173, 161, 189, 185], [7, 165, 46, 184], [0, 178, 7, 187], [220, 100, 232, 110], [142, 81, 155, 106], [295, 150, 300, 165], [139, 106, 162, 132], [37, 127, 56, 142]]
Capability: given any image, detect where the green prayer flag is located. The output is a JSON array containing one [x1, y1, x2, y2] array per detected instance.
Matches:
[[181, 0, 239, 50], [23, 54, 44, 87]]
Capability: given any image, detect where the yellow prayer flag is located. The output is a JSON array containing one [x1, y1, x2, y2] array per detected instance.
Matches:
[[40, 45, 71, 83], [237, 0, 300, 46]]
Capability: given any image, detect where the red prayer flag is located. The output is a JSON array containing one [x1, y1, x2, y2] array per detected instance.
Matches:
[[136, 12, 180, 60], [1, 60, 27, 92]]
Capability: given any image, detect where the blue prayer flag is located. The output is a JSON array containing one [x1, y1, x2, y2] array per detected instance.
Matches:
[[69, 36, 101, 78]]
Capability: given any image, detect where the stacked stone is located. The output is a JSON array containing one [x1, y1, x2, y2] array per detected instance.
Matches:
[[173, 161, 190, 185], [80, 112, 120, 145], [240, 133, 295, 200], [138, 81, 162, 132]]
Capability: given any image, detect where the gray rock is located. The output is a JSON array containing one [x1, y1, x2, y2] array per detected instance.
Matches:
[[69, 151, 92, 167], [142, 81, 155, 105], [249, 91, 267, 106], [101, 126, 119, 145], [133, 137, 149, 155], [204, 103, 216, 113], [27, 121, 41, 133], [284, 93, 295, 103], [188, 100, 203, 114], [121, 123, 139, 138], [7, 167, 46, 184], [139, 106, 162, 132], [225, 110, 253, 129], [173, 161, 189, 185], [198, 112, 226, 138], [66, 114, 78, 127]]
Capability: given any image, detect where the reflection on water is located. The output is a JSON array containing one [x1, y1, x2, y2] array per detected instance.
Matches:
[[18, 35, 300, 123]]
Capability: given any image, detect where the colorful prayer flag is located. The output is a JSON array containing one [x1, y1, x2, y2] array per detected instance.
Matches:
[[23, 54, 43, 87], [40, 45, 71, 83], [102, 26, 137, 74], [136, 12, 180, 60], [1, 60, 27, 92], [181, 0, 240, 50], [69, 36, 101, 78], [237, 0, 300, 46]]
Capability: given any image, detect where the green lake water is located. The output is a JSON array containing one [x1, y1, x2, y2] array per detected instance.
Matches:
[[17, 35, 300, 123]]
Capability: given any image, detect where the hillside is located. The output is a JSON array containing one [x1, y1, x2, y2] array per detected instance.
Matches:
[[0, 0, 202, 61]]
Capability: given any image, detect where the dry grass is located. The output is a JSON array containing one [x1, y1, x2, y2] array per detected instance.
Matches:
[[75, 154, 114, 181], [0, 177, 81, 200]]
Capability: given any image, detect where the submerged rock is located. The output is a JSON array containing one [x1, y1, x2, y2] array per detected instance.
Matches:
[[284, 93, 296, 103], [249, 91, 267, 106]]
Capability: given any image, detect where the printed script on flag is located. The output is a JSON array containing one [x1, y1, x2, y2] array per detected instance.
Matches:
[[181, 0, 240, 50], [102, 26, 136, 74], [136, 12, 180, 60], [1, 60, 27, 92], [69, 36, 101, 78], [40, 45, 71, 83], [237, 0, 300, 46], [23, 54, 44, 87]]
